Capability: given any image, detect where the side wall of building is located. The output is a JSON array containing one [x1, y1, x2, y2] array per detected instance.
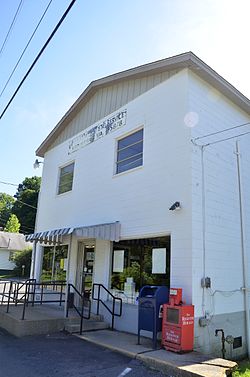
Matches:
[[189, 70, 250, 357], [0, 249, 15, 271], [36, 68, 194, 303]]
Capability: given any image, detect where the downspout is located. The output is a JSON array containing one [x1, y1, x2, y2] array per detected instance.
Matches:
[[201, 145, 206, 316], [235, 140, 250, 358]]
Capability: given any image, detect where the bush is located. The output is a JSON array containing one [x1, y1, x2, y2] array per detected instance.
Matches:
[[13, 248, 32, 277]]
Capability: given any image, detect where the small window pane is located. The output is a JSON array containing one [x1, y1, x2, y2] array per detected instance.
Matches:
[[117, 155, 143, 174], [117, 142, 143, 162], [116, 129, 143, 174], [58, 162, 74, 195], [118, 129, 143, 149]]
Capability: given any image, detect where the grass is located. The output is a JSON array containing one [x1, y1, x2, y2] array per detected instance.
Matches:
[[233, 361, 250, 377], [0, 274, 15, 279]]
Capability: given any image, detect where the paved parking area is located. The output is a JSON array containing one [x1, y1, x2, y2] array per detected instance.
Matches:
[[0, 329, 171, 377]]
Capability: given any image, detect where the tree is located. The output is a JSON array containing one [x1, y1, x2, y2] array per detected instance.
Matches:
[[4, 214, 20, 233], [13, 248, 32, 277], [12, 176, 41, 234], [0, 193, 15, 230]]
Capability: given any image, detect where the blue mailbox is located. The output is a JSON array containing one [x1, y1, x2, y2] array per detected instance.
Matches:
[[138, 285, 169, 349]]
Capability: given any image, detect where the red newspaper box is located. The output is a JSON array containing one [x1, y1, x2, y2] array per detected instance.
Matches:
[[162, 288, 194, 353]]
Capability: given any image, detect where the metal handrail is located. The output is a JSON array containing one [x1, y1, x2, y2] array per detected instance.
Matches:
[[92, 283, 122, 330], [0, 279, 67, 320], [66, 283, 91, 334], [13, 279, 36, 306]]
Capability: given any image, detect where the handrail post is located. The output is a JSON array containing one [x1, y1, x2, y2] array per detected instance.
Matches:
[[6, 281, 12, 313], [80, 296, 84, 335], [22, 282, 29, 320], [59, 282, 63, 306], [66, 284, 70, 318], [111, 297, 115, 330], [27, 280, 31, 307], [40, 283, 43, 304], [97, 284, 100, 315], [32, 281, 36, 306], [14, 282, 18, 306], [2, 282, 6, 304]]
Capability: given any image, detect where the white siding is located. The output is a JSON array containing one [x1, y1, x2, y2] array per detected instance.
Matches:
[[36, 69, 193, 302], [0, 249, 15, 270], [189, 70, 250, 317], [49, 70, 180, 150]]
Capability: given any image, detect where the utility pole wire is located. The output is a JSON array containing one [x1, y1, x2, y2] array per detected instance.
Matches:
[[193, 121, 250, 141], [15, 198, 37, 210], [0, 180, 19, 187], [0, 0, 53, 98], [192, 130, 250, 148], [0, 0, 77, 120], [0, 0, 24, 58]]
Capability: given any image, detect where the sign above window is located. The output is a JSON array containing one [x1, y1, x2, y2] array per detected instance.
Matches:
[[68, 109, 127, 155]]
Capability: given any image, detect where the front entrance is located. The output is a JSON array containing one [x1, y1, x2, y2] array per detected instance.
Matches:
[[76, 242, 95, 298]]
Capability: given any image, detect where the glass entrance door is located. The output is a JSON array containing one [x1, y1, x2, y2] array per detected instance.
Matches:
[[82, 245, 95, 298]]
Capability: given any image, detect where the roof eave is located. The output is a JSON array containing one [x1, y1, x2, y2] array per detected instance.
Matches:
[[36, 52, 250, 157]]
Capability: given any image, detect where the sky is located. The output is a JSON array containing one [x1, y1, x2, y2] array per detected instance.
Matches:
[[0, 0, 250, 196]]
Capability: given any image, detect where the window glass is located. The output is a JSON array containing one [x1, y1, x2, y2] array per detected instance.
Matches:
[[41, 245, 68, 282], [116, 129, 143, 174], [58, 162, 74, 194], [111, 237, 170, 304]]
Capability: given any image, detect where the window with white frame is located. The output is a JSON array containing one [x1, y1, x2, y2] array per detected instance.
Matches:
[[116, 128, 143, 174], [58, 162, 75, 195]]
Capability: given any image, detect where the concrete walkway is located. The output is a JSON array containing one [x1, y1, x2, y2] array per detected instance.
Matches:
[[76, 330, 237, 377]]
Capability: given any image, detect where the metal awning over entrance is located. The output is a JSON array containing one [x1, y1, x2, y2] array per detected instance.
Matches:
[[26, 227, 74, 244], [26, 221, 120, 244]]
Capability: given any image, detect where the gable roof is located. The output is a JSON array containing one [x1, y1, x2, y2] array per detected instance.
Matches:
[[37, 51, 250, 157]]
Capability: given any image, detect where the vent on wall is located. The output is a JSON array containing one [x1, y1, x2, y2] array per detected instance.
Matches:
[[233, 336, 242, 349]]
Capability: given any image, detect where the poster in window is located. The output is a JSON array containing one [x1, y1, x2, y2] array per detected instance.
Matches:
[[152, 248, 166, 274], [113, 250, 124, 272]]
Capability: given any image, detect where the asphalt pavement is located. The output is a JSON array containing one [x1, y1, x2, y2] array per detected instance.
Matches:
[[0, 328, 173, 377]]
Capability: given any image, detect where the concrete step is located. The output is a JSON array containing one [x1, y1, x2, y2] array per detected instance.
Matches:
[[65, 319, 109, 333], [67, 313, 103, 324]]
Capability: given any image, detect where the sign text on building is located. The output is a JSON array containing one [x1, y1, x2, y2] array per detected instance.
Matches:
[[68, 109, 127, 155]]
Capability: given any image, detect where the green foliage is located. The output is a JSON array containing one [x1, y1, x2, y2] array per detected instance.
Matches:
[[13, 248, 32, 277], [12, 176, 41, 234], [119, 261, 154, 289], [233, 360, 250, 376], [0, 193, 15, 229], [4, 214, 20, 233]]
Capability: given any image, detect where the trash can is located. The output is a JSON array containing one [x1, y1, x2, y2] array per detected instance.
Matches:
[[138, 285, 169, 349]]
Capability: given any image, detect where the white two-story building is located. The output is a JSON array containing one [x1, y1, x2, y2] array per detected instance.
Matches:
[[28, 52, 250, 357]]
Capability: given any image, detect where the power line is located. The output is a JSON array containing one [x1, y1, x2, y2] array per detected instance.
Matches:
[[0, 182, 38, 209], [0, 180, 18, 187], [0, 0, 77, 120], [202, 130, 250, 147], [193, 121, 250, 142], [0, 0, 24, 58], [15, 198, 37, 210], [0, 0, 53, 98]]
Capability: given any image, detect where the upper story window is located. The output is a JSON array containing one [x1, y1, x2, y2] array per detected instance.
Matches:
[[58, 162, 75, 195], [116, 128, 143, 174]]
